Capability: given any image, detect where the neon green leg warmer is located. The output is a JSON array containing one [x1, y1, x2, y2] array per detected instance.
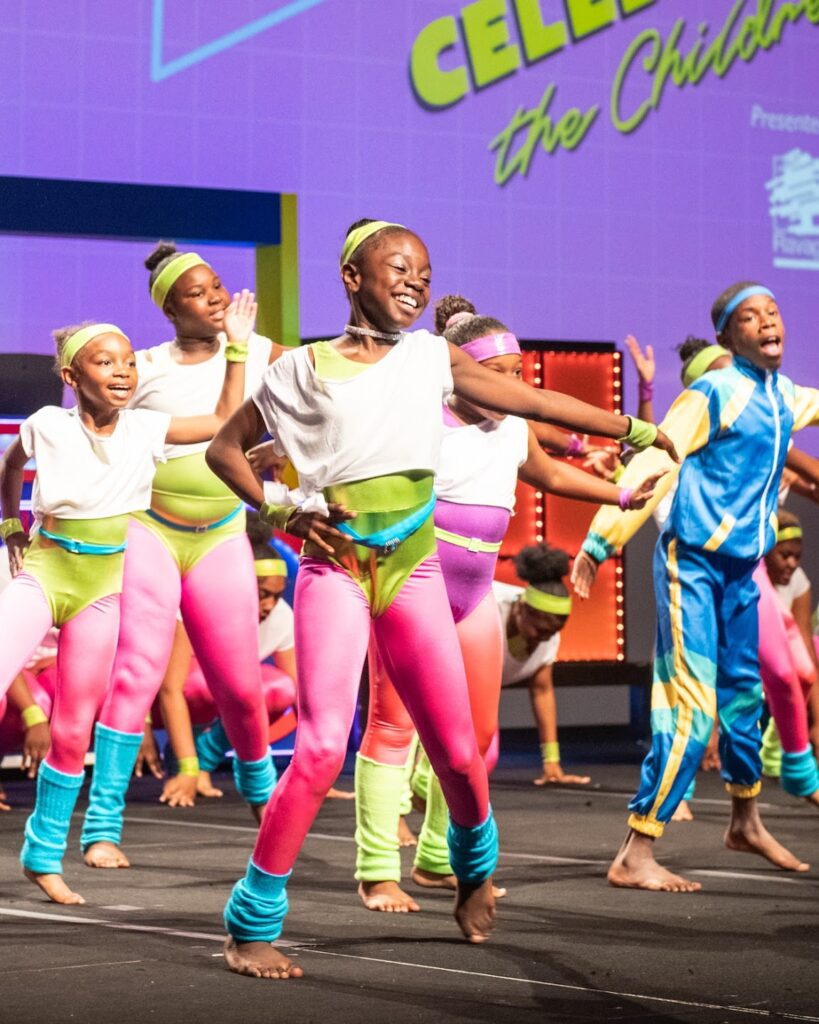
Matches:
[[398, 735, 419, 818], [354, 753, 404, 882], [761, 718, 783, 779], [411, 748, 431, 804], [414, 772, 453, 876]]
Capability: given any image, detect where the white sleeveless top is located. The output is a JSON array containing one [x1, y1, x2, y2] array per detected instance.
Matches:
[[252, 330, 453, 510], [20, 406, 170, 522], [493, 581, 562, 687], [435, 411, 528, 510], [131, 331, 272, 459]]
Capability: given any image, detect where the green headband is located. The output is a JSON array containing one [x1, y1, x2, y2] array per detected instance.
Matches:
[[150, 252, 211, 309], [522, 586, 572, 616], [60, 323, 130, 369], [340, 221, 405, 267], [255, 558, 288, 578], [682, 345, 730, 387], [776, 526, 803, 543]]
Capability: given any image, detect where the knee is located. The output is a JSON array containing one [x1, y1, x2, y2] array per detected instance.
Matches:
[[292, 737, 347, 793]]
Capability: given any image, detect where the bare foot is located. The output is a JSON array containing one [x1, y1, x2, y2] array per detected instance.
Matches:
[[671, 800, 694, 822], [24, 868, 85, 905], [83, 841, 131, 869], [805, 790, 819, 810], [534, 765, 591, 786], [412, 867, 506, 898], [196, 770, 224, 799], [223, 936, 303, 979], [454, 877, 495, 943], [607, 830, 701, 892], [327, 786, 355, 800], [725, 796, 809, 871], [398, 816, 416, 847], [357, 880, 420, 912]]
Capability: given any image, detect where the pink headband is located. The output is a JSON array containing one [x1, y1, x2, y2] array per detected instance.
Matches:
[[445, 311, 475, 330], [460, 332, 521, 362]]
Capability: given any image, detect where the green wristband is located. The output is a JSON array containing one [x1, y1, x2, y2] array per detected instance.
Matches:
[[178, 756, 200, 778], [0, 517, 25, 540], [541, 741, 560, 764], [620, 416, 657, 451], [259, 502, 296, 532], [22, 704, 48, 729], [224, 341, 249, 363]]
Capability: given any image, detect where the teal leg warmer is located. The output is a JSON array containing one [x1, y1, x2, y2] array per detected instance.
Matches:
[[81, 723, 143, 851], [21, 761, 85, 875], [447, 807, 498, 886], [224, 860, 290, 942], [196, 719, 231, 772], [781, 746, 819, 798], [233, 753, 276, 805]]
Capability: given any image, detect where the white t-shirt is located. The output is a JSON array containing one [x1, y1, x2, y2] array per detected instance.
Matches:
[[252, 331, 453, 510], [258, 599, 295, 661], [775, 566, 810, 613], [20, 407, 169, 522], [131, 331, 272, 459], [493, 581, 561, 687], [435, 410, 529, 511]]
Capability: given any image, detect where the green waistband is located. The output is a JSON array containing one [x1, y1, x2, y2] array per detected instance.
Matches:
[[40, 515, 130, 546], [434, 527, 502, 554], [324, 471, 433, 513], [152, 451, 241, 522]]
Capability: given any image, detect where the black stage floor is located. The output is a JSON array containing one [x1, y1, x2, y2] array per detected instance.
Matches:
[[1, 750, 818, 1023]]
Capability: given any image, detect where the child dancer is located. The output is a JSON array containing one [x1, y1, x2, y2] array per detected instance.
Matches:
[[756, 509, 819, 804], [572, 281, 819, 891], [81, 246, 279, 870], [205, 219, 674, 978], [355, 297, 662, 912], [0, 312, 248, 903]]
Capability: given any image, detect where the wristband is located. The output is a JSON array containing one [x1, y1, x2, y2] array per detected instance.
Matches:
[[224, 341, 249, 363], [565, 434, 584, 456], [178, 756, 200, 778], [619, 416, 657, 451], [22, 704, 48, 729], [0, 517, 25, 540], [260, 502, 296, 532], [618, 487, 634, 511], [540, 741, 560, 764], [638, 378, 654, 403]]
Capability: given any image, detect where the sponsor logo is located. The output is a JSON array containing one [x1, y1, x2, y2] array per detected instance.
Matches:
[[767, 148, 819, 271]]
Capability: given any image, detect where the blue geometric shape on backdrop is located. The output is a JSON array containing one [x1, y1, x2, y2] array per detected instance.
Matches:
[[151, 0, 328, 81]]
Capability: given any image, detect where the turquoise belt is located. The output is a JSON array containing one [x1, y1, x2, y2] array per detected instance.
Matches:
[[336, 494, 436, 554], [146, 503, 243, 534], [39, 528, 127, 556]]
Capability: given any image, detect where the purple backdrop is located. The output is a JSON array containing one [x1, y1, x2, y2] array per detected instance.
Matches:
[[0, 0, 817, 449]]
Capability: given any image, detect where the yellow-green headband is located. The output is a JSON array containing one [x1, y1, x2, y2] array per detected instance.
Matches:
[[340, 221, 405, 267], [150, 252, 211, 309], [60, 323, 130, 369], [776, 526, 803, 543], [255, 558, 288, 577], [522, 586, 572, 616], [682, 345, 730, 387]]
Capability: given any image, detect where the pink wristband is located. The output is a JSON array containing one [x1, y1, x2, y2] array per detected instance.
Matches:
[[638, 378, 654, 403], [618, 488, 634, 511], [565, 434, 584, 456]]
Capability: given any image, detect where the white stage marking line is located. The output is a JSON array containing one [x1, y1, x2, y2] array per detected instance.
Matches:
[[690, 869, 810, 885], [2, 907, 815, 1021], [120, 814, 355, 842], [499, 852, 607, 866], [536, 787, 779, 811], [3, 959, 144, 975], [298, 949, 819, 1022]]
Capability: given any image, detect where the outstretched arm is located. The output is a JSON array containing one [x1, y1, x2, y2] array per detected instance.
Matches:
[[624, 334, 655, 424], [449, 344, 678, 459], [518, 427, 664, 510]]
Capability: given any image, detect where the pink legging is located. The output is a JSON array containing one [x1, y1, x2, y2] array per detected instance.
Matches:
[[0, 572, 120, 775], [755, 563, 815, 753], [252, 555, 488, 876], [150, 660, 296, 729], [97, 520, 269, 762], [360, 589, 503, 767]]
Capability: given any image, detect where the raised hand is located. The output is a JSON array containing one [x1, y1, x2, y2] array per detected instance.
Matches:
[[625, 334, 655, 383], [628, 471, 667, 509], [571, 550, 599, 600], [652, 428, 679, 463], [583, 448, 621, 481], [224, 289, 257, 344]]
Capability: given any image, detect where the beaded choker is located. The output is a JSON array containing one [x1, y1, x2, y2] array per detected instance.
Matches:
[[345, 324, 402, 343]]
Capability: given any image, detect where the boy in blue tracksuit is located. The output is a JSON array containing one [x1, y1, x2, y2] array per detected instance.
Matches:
[[573, 281, 819, 892]]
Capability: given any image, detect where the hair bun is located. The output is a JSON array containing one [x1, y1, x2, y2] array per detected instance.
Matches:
[[144, 241, 178, 273], [434, 294, 476, 335]]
